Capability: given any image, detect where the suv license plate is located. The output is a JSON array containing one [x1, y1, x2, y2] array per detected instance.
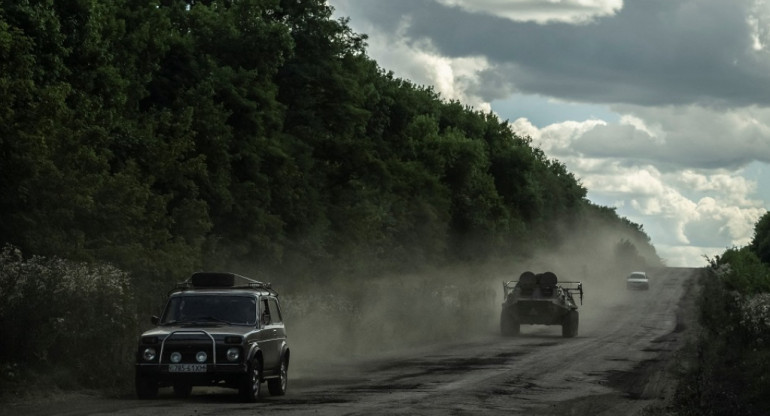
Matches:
[[169, 364, 207, 373]]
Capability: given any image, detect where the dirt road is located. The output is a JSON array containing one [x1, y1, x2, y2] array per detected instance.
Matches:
[[8, 267, 699, 416]]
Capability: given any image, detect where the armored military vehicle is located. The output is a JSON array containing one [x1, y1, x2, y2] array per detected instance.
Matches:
[[500, 271, 583, 338]]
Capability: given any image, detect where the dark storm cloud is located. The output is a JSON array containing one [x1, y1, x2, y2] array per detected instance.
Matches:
[[334, 0, 770, 107]]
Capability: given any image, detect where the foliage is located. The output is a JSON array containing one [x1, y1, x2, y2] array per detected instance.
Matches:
[[750, 210, 770, 265], [710, 247, 770, 294], [0, 245, 136, 394], [674, 248, 770, 415]]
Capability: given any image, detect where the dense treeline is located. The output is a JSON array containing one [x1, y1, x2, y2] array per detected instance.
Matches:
[[1, 0, 661, 394]]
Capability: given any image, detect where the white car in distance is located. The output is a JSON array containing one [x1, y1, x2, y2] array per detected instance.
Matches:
[[626, 271, 649, 290]]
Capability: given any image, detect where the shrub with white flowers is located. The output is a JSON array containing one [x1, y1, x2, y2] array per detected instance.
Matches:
[[739, 293, 770, 347], [0, 245, 137, 389]]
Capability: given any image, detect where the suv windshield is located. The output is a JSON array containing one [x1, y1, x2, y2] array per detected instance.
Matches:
[[160, 295, 257, 325]]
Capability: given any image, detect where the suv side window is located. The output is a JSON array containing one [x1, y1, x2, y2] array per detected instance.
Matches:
[[261, 298, 271, 325], [267, 297, 282, 324]]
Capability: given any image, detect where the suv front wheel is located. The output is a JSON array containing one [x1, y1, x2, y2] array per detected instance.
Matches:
[[239, 358, 262, 402]]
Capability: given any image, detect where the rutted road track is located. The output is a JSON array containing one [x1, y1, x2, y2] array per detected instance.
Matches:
[[10, 268, 700, 416]]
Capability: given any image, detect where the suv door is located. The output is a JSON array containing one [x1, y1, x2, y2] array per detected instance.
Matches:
[[267, 297, 287, 355], [258, 296, 282, 374]]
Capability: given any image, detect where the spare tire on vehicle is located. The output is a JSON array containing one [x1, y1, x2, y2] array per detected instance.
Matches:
[[539, 272, 558, 287], [518, 271, 537, 288]]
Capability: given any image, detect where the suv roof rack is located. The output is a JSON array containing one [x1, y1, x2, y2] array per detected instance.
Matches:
[[170, 272, 277, 296]]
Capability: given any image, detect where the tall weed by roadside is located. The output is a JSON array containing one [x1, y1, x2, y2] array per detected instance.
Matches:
[[0, 245, 137, 395]]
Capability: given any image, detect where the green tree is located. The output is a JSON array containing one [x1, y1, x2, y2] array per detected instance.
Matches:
[[750, 211, 770, 264]]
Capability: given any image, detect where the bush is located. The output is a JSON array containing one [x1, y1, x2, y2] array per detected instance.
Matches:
[[712, 247, 770, 294], [674, 250, 770, 415], [0, 245, 137, 394]]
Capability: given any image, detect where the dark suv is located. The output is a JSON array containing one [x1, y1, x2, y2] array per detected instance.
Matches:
[[135, 272, 289, 402]]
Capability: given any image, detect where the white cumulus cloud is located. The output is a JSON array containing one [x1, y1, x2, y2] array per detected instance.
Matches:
[[351, 15, 492, 112], [510, 114, 767, 264]]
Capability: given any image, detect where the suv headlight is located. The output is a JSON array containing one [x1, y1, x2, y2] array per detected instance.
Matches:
[[142, 348, 157, 362], [226, 348, 240, 362]]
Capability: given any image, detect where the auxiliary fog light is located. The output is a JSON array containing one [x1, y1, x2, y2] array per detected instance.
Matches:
[[226, 348, 240, 362], [170, 352, 182, 363], [196, 351, 208, 363], [142, 348, 157, 362]]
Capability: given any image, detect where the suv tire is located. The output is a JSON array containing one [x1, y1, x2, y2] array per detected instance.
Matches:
[[239, 358, 262, 402], [268, 359, 288, 396]]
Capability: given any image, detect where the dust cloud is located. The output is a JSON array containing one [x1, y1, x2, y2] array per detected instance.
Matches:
[[273, 222, 662, 378]]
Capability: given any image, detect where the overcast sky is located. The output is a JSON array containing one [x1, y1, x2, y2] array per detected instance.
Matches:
[[327, 0, 770, 267]]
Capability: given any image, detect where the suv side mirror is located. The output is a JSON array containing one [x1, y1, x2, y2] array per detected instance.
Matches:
[[151, 316, 159, 325]]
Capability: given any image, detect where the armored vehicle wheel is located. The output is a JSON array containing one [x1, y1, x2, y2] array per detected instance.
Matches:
[[173, 382, 193, 398], [239, 358, 262, 402], [562, 310, 579, 338], [500, 310, 520, 336], [135, 373, 158, 399], [268, 358, 288, 396]]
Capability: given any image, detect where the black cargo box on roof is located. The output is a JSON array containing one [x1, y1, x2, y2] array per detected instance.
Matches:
[[178, 272, 276, 295], [190, 272, 238, 287]]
